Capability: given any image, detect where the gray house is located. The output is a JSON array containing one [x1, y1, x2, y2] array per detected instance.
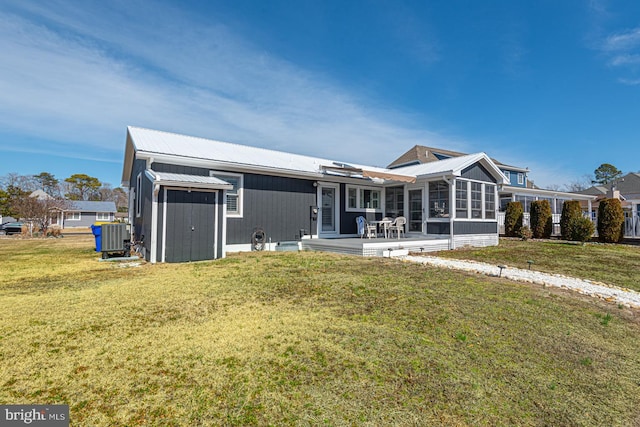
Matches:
[[52, 201, 117, 229], [122, 126, 511, 263]]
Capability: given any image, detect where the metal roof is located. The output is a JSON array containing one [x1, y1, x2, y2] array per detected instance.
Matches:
[[391, 152, 508, 183], [69, 201, 117, 212], [123, 126, 414, 184]]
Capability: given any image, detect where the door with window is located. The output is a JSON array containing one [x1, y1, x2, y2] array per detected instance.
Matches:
[[319, 185, 339, 235], [408, 189, 423, 232]]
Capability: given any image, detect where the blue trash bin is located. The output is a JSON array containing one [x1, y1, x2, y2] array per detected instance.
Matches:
[[91, 224, 102, 252]]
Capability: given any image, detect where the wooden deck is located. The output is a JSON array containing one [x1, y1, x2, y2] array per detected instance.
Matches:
[[301, 234, 453, 257]]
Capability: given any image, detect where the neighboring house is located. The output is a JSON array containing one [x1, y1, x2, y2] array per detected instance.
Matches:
[[122, 127, 510, 263], [578, 173, 640, 238], [52, 201, 117, 229], [388, 145, 595, 232]]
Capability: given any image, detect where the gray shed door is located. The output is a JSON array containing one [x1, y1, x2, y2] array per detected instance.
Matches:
[[165, 190, 217, 262]]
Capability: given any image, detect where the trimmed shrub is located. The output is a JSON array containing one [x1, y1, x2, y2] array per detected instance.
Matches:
[[530, 200, 553, 239], [504, 201, 524, 237], [568, 216, 595, 243], [560, 200, 582, 240], [597, 198, 624, 243], [518, 226, 532, 240]]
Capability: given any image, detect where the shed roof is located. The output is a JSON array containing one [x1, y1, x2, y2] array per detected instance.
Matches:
[[145, 171, 234, 190]]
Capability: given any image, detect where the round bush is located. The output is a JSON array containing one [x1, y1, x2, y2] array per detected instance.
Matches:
[[568, 216, 595, 242]]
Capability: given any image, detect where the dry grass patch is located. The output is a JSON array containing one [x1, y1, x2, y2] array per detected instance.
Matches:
[[1, 237, 640, 425]]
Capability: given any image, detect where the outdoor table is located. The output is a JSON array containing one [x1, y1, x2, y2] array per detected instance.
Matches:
[[369, 220, 393, 239]]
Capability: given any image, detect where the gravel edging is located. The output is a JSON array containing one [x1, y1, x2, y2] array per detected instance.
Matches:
[[403, 255, 640, 309]]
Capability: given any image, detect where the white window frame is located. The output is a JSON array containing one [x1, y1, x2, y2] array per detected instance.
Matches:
[[503, 170, 511, 183], [96, 212, 111, 221], [470, 181, 483, 219], [345, 185, 382, 212], [453, 178, 497, 221], [67, 211, 81, 221], [428, 180, 450, 219], [517, 172, 524, 185], [136, 173, 142, 218], [485, 184, 496, 219], [455, 180, 468, 218], [210, 171, 243, 218]]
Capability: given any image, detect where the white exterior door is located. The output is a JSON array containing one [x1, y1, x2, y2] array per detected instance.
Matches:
[[318, 184, 339, 236]]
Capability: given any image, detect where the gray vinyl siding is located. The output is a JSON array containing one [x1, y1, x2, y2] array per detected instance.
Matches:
[[152, 162, 318, 245], [63, 212, 113, 228], [227, 174, 316, 244], [453, 221, 497, 234], [152, 163, 210, 176], [461, 164, 496, 183], [339, 183, 383, 234], [427, 222, 450, 235], [427, 221, 497, 235]]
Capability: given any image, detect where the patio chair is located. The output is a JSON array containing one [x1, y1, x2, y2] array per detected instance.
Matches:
[[355, 216, 376, 239], [388, 216, 406, 239]]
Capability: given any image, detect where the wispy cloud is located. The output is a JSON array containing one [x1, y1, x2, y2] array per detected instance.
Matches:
[[609, 54, 640, 66], [618, 77, 640, 85], [603, 28, 640, 51], [0, 1, 462, 169], [588, 21, 640, 84]]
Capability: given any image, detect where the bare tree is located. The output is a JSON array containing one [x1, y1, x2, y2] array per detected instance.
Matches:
[[11, 195, 70, 235], [0, 173, 37, 192], [563, 174, 594, 192]]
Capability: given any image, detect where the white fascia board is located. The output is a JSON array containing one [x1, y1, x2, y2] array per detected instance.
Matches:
[[414, 170, 456, 180], [501, 185, 597, 200]]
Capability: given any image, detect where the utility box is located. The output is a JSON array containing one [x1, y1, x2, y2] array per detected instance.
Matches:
[[100, 223, 130, 258]]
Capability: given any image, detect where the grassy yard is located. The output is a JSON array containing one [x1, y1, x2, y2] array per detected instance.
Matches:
[[431, 238, 640, 292], [1, 236, 640, 425]]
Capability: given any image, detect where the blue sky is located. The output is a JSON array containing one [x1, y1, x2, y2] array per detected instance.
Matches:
[[1, 0, 639, 189]]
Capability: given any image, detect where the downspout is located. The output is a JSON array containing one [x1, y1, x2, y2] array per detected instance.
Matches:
[[442, 175, 455, 250]]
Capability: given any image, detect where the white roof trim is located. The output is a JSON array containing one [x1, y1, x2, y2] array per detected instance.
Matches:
[[501, 185, 597, 200], [392, 152, 508, 184]]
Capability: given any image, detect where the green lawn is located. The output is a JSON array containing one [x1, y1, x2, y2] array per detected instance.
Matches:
[[1, 236, 640, 425], [430, 238, 640, 292]]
